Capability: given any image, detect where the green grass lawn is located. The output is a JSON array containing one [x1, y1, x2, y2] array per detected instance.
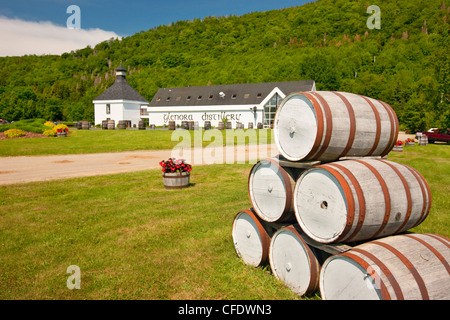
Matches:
[[0, 144, 448, 300], [0, 128, 274, 157]]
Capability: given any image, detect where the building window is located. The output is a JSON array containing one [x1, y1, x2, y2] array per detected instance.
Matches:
[[208, 95, 214, 100], [106, 104, 111, 114], [197, 96, 202, 100], [244, 93, 250, 99], [263, 93, 281, 126], [187, 96, 191, 100], [156, 97, 162, 101], [176, 96, 181, 101], [231, 94, 237, 99], [257, 93, 262, 98], [166, 97, 170, 101], [140, 108, 149, 116]]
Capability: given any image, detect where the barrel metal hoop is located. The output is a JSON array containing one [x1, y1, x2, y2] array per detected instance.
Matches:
[[350, 248, 403, 300], [377, 160, 412, 234], [316, 165, 355, 242], [426, 234, 450, 249], [331, 92, 356, 157], [309, 92, 333, 160], [326, 162, 366, 242], [301, 92, 324, 161], [353, 160, 391, 239], [371, 240, 430, 300], [401, 164, 431, 227], [359, 95, 382, 156], [341, 251, 391, 300], [403, 234, 450, 275], [378, 100, 399, 156]]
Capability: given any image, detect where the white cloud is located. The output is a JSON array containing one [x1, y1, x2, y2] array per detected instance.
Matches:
[[0, 16, 120, 57]]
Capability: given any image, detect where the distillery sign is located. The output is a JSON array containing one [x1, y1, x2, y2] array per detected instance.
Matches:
[[163, 112, 243, 123]]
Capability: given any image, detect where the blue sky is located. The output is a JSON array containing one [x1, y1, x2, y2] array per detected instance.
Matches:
[[0, 0, 310, 36]]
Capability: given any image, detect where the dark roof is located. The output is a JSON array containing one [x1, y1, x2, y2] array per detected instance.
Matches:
[[94, 66, 148, 103], [148, 80, 315, 107]]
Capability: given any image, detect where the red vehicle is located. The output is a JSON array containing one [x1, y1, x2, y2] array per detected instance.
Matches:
[[420, 128, 450, 143]]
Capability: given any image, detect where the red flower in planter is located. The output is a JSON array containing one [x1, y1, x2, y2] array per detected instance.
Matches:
[[395, 140, 404, 146], [159, 158, 192, 173]]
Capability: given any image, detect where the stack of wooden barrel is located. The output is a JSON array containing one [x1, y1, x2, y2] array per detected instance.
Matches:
[[232, 91, 449, 300]]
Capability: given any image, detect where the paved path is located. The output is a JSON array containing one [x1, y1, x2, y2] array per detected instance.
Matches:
[[0, 144, 278, 185]]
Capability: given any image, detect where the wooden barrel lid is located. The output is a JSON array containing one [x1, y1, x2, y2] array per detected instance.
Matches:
[[232, 209, 271, 267]]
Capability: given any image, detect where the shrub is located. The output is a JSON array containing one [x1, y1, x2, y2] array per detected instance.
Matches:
[[43, 129, 56, 137], [44, 121, 56, 128], [4, 128, 26, 138]]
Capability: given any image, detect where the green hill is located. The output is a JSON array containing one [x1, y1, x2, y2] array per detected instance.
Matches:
[[0, 0, 448, 132]]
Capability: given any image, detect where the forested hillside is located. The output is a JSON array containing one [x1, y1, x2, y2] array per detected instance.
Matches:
[[0, 0, 448, 131]]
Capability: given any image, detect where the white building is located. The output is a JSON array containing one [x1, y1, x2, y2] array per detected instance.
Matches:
[[143, 80, 316, 128], [93, 65, 316, 129], [93, 64, 149, 127]]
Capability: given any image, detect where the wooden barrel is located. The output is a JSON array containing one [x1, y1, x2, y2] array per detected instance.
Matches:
[[248, 122, 254, 129], [232, 209, 273, 267], [226, 121, 232, 130], [107, 120, 115, 130], [248, 158, 301, 223], [419, 135, 428, 146], [274, 91, 399, 162], [118, 120, 127, 129], [102, 120, 108, 130], [319, 233, 450, 300], [81, 121, 90, 130], [168, 121, 176, 130], [293, 159, 432, 243], [138, 120, 146, 130], [257, 122, 263, 129], [269, 225, 322, 296], [218, 121, 224, 130], [193, 121, 199, 130], [204, 121, 211, 130]]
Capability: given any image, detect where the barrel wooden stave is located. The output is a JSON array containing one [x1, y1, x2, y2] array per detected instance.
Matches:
[[106, 120, 115, 130], [118, 120, 128, 129], [248, 158, 302, 223], [232, 209, 273, 267], [269, 225, 322, 296], [162, 172, 190, 189], [319, 233, 450, 300], [274, 91, 399, 162], [294, 159, 431, 243], [80, 121, 90, 130]]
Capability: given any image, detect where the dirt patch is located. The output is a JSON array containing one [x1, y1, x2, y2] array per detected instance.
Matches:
[[118, 162, 131, 165], [52, 160, 74, 164], [0, 131, 48, 140], [124, 155, 159, 160], [0, 170, 16, 174]]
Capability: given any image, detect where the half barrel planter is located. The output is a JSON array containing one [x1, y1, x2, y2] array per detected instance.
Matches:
[[319, 233, 450, 300], [232, 209, 273, 267], [248, 158, 303, 223], [274, 91, 399, 162], [293, 158, 432, 244], [162, 172, 190, 189]]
